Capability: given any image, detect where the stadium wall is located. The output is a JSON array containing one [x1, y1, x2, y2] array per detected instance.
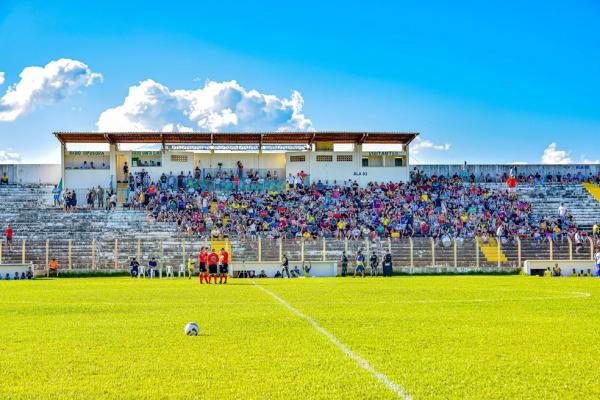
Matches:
[[0, 164, 60, 184], [415, 164, 599, 177], [2, 163, 599, 187]]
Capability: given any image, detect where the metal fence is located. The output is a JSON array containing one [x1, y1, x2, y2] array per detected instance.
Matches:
[[1, 236, 596, 275]]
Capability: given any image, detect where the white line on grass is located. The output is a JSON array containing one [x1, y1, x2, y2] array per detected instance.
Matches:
[[252, 281, 412, 400]]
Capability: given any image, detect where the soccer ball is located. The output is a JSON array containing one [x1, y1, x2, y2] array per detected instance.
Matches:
[[184, 322, 199, 336]]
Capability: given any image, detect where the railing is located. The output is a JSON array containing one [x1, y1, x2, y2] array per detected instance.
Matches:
[[2, 236, 594, 275]]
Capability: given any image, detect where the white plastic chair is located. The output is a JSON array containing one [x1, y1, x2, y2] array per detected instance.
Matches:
[[166, 265, 174, 278], [178, 264, 185, 278]]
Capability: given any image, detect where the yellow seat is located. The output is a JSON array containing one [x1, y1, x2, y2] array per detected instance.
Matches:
[[210, 239, 232, 261], [583, 182, 600, 203], [477, 237, 508, 262]]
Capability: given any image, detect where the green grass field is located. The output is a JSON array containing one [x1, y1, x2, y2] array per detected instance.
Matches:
[[1, 276, 599, 399]]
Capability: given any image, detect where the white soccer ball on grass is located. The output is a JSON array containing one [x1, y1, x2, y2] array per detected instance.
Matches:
[[184, 322, 199, 336]]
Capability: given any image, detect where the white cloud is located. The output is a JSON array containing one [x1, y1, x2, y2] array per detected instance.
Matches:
[[97, 79, 313, 132], [582, 159, 600, 164], [0, 58, 102, 122], [541, 142, 572, 164], [410, 137, 451, 154], [0, 149, 22, 163], [0, 72, 5, 85]]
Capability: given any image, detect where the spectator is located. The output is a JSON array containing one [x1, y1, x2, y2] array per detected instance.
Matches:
[[5, 225, 13, 249], [52, 185, 61, 206], [49, 258, 59, 276], [129, 257, 139, 277], [0, 172, 8, 185], [148, 257, 158, 278], [96, 186, 104, 208]]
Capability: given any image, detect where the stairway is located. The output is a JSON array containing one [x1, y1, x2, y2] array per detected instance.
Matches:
[[582, 182, 600, 203], [477, 237, 508, 262], [210, 239, 232, 260]]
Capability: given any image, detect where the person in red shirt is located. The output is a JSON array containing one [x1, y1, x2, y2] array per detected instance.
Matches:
[[207, 249, 219, 284], [219, 248, 229, 284], [198, 247, 208, 284], [5, 225, 13, 248]]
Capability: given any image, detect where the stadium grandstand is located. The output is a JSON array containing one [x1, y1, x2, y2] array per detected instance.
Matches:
[[0, 132, 599, 277]]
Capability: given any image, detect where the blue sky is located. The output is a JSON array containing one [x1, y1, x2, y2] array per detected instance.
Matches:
[[0, 0, 598, 164]]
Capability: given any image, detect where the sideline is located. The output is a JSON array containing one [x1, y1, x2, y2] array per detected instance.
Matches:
[[252, 281, 412, 400]]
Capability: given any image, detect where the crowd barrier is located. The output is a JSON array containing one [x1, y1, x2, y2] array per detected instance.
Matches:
[[0, 236, 596, 276]]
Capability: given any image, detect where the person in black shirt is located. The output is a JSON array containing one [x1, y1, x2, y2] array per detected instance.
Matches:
[[382, 251, 393, 277], [148, 257, 158, 278], [340, 252, 348, 277], [369, 251, 379, 276], [129, 257, 140, 278], [281, 254, 290, 278]]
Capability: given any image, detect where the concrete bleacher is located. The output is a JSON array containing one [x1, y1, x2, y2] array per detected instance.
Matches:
[[516, 184, 600, 231], [1, 183, 598, 274], [479, 183, 600, 231]]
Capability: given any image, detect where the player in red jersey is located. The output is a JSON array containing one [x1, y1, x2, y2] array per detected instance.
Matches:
[[198, 247, 208, 284], [207, 249, 219, 284], [219, 248, 229, 284]]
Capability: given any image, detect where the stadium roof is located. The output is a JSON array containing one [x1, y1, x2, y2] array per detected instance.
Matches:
[[53, 131, 419, 145]]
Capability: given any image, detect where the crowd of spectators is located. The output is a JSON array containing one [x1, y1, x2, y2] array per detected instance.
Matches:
[[132, 168, 596, 246], [416, 167, 600, 185]]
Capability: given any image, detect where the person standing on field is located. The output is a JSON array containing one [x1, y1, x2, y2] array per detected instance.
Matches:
[[219, 248, 229, 284], [354, 251, 365, 277], [207, 249, 219, 284], [198, 247, 208, 284], [187, 255, 196, 280], [340, 251, 348, 277], [281, 254, 290, 278], [369, 251, 379, 276]]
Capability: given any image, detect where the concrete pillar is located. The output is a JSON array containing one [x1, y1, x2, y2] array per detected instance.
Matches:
[[279, 238, 283, 262], [92, 239, 96, 270], [567, 237, 573, 261], [301, 239, 305, 262], [159, 240, 164, 270], [453, 239, 458, 268], [408, 237, 414, 268], [497, 239, 501, 268], [258, 237, 262, 263], [0, 241, 3, 264], [45, 240, 49, 272], [475, 237, 480, 268], [68, 239, 72, 270], [430, 238, 435, 266], [60, 143, 66, 191], [109, 144, 118, 191], [322, 238, 327, 261], [114, 239, 119, 269], [517, 238, 522, 269], [549, 240, 553, 261], [21, 239, 26, 264]]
